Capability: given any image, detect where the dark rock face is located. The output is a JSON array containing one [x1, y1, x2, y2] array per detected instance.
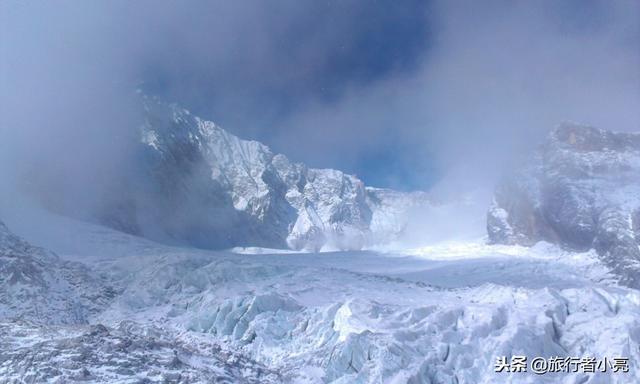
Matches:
[[488, 123, 640, 286]]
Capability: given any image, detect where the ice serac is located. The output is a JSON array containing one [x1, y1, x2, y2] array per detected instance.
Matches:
[[488, 123, 640, 286], [0, 221, 115, 324], [136, 96, 429, 251]]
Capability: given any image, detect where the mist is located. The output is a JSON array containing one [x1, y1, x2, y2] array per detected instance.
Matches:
[[1, 0, 638, 226], [0, 1, 143, 217], [276, 0, 640, 192]]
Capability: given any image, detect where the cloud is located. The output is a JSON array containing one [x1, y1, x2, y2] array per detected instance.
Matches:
[[0, 1, 430, 201], [0, 0, 637, 214], [273, 0, 639, 191], [0, 1, 144, 216], [423, 0, 640, 162]]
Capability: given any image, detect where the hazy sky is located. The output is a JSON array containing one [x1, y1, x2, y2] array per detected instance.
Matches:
[[1, 0, 638, 193]]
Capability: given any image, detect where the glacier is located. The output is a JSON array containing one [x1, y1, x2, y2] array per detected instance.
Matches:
[[1, 207, 639, 383]]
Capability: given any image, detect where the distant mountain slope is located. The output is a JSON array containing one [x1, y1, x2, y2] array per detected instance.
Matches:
[[488, 123, 640, 286], [101, 95, 430, 251]]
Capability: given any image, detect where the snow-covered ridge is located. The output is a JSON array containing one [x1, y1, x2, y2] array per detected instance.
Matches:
[[136, 95, 430, 251], [488, 123, 640, 287]]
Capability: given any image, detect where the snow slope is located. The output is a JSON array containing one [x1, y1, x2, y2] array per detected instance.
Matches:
[[0, 321, 281, 383], [2, 214, 639, 383], [0, 220, 115, 324], [93, 243, 638, 383]]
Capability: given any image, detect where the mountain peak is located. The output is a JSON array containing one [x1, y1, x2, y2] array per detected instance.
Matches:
[[96, 96, 432, 251]]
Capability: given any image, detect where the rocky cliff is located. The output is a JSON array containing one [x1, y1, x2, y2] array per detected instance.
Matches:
[[488, 123, 640, 286], [98, 95, 431, 251]]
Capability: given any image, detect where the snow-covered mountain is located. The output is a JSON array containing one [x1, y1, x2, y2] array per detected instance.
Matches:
[[108, 95, 430, 251], [488, 123, 640, 287], [5, 99, 640, 382]]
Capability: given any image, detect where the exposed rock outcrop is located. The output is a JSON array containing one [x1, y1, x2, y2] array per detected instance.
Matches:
[[488, 123, 640, 286], [100, 95, 431, 251]]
